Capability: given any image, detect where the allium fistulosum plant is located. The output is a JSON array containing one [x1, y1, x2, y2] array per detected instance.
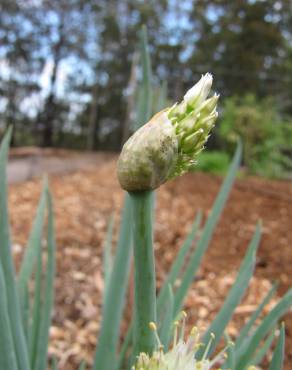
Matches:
[[94, 27, 291, 370], [0, 26, 290, 370], [117, 71, 219, 357]]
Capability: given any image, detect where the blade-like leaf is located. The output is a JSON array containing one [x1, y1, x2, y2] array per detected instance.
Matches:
[[30, 246, 43, 368], [174, 142, 242, 315], [235, 282, 278, 349], [237, 290, 292, 369], [252, 327, 276, 366], [116, 323, 133, 370], [0, 127, 30, 370], [93, 194, 133, 370], [157, 211, 202, 316], [23, 283, 30, 342], [103, 214, 114, 299], [222, 334, 235, 370], [78, 360, 86, 370], [51, 356, 58, 370], [35, 186, 56, 370], [159, 285, 174, 348], [269, 324, 285, 370], [0, 262, 18, 370], [197, 222, 261, 359], [18, 179, 47, 312], [154, 81, 168, 113], [135, 25, 152, 129]]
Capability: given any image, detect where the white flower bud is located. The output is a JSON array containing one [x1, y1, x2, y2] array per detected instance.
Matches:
[[117, 73, 219, 192], [184, 73, 213, 105]]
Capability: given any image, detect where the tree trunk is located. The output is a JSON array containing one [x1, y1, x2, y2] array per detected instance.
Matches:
[[86, 81, 99, 151], [41, 20, 64, 147]]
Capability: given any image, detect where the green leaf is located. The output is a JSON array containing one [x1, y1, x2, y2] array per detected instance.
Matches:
[[173, 142, 242, 315], [30, 246, 43, 368], [0, 127, 30, 370], [252, 327, 276, 366], [18, 179, 47, 312], [222, 333, 235, 370], [237, 290, 292, 369], [157, 211, 202, 316], [0, 262, 18, 369], [34, 186, 56, 370], [23, 283, 30, 342], [197, 222, 261, 359], [78, 360, 86, 370], [103, 214, 114, 300], [235, 282, 278, 349], [269, 324, 285, 370], [51, 356, 58, 370], [159, 285, 174, 348], [93, 194, 133, 370], [135, 25, 152, 129], [116, 323, 133, 370], [154, 81, 168, 113]]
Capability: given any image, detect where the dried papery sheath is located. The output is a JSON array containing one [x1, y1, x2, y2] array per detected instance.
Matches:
[[117, 73, 219, 191], [117, 110, 178, 191]]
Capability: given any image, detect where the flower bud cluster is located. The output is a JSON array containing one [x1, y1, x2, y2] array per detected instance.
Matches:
[[167, 73, 219, 179], [117, 73, 219, 191]]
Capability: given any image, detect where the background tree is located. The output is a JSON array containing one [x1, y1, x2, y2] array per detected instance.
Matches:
[[0, 0, 291, 152]]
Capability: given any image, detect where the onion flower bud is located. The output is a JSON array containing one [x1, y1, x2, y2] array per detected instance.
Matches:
[[117, 73, 219, 191]]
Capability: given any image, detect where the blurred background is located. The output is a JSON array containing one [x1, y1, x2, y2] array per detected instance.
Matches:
[[1, 0, 292, 178]]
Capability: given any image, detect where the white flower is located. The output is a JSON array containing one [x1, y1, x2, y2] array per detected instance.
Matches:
[[133, 316, 233, 370]]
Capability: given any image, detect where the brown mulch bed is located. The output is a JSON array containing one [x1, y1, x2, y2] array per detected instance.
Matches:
[[8, 154, 292, 369]]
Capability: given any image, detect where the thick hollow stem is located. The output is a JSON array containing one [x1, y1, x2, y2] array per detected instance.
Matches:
[[130, 190, 157, 357]]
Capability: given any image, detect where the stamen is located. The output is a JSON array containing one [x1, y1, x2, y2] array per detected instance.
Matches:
[[201, 332, 215, 361], [149, 322, 163, 349], [209, 339, 235, 366], [173, 320, 179, 347], [180, 311, 187, 340]]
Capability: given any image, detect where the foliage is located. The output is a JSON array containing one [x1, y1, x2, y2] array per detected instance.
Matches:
[[219, 94, 292, 178], [195, 151, 230, 175], [0, 127, 55, 370]]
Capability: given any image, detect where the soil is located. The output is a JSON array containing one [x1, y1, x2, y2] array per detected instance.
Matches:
[[7, 151, 292, 370]]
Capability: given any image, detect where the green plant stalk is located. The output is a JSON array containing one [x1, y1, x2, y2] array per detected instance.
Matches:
[[117, 211, 201, 367], [130, 190, 157, 356]]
